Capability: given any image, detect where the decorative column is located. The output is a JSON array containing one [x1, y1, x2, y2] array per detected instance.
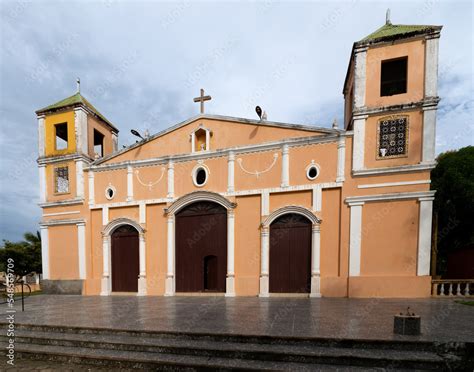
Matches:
[[417, 196, 434, 276], [75, 159, 84, 198], [225, 210, 235, 297], [312, 186, 322, 212], [422, 105, 437, 163], [40, 226, 49, 279], [259, 226, 270, 297], [138, 232, 147, 296], [310, 224, 321, 297], [352, 114, 367, 171], [191, 132, 196, 153], [127, 165, 134, 201], [139, 202, 146, 224], [424, 33, 440, 99], [205, 129, 211, 151], [165, 216, 175, 296], [74, 107, 88, 154], [353, 46, 367, 109], [348, 202, 364, 276], [102, 206, 109, 226], [88, 171, 95, 205], [100, 234, 111, 296], [227, 151, 235, 193], [261, 190, 269, 216], [39, 165, 46, 203], [77, 222, 86, 280], [336, 136, 346, 182], [37, 115, 45, 157], [281, 144, 289, 188], [167, 161, 174, 198]]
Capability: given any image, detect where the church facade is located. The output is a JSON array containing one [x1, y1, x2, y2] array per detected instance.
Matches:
[[36, 20, 442, 298]]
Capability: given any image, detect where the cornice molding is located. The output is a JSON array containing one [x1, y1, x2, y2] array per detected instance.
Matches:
[[345, 190, 436, 204], [352, 163, 436, 176]]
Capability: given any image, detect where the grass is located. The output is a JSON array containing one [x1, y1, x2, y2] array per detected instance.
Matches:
[[455, 300, 474, 306]]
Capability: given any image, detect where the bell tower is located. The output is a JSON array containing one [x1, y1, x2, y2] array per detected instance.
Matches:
[[343, 12, 442, 173], [36, 85, 119, 205]]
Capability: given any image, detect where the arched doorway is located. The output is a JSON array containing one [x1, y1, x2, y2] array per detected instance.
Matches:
[[111, 225, 139, 292], [269, 213, 312, 293], [175, 201, 227, 292]]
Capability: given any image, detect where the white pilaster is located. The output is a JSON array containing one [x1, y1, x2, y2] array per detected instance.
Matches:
[[77, 222, 86, 280], [259, 227, 270, 297], [352, 115, 367, 171], [167, 161, 174, 198], [261, 190, 270, 216], [139, 202, 146, 224], [102, 206, 109, 226], [312, 186, 322, 212], [205, 129, 210, 151], [165, 216, 175, 296], [417, 197, 434, 276], [225, 210, 235, 297], [88, 171, 95, 205], [349, 202, 364, 277], [422, 106, 437, 163], [227, 152, 235, 193], [75, 159, 84, 198], [127, 165, 134, 201], [39, 165, 47, 203], [310, 224, 321, 297], [40, 226, 49, 279], [191, 132, 196, 153], [38, 115, 45, 157], [281, 144, 290, 188], [112, 133, 118, 152], [424, 35, 440, 98], [353, 46, 367, 109], [74, 108, 88, 154], [100, 235, 111, 296], [138, 232, 147, 296], [336, 136, 346, 182]]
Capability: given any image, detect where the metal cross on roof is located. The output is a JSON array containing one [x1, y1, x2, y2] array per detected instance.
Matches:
[[193, 88, 212, 114]]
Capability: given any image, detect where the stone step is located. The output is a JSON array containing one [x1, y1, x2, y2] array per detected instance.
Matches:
[[5, 322, 438, 352], [2, 342, 375, 371], [1, 330, 448, 370]]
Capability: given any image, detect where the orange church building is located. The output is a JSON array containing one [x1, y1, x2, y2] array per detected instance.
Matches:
[[36, 20, 442, 298]]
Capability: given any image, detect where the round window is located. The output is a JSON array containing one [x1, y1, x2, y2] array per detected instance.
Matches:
[[193, 166, 208, 187], [306, 164, 320, 180], [105, 185, 116, 200]]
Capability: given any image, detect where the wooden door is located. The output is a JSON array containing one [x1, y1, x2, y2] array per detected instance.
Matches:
[[111, 225, 139, 292], [269, 213, 311, 293], [175, 202, 227, 292]]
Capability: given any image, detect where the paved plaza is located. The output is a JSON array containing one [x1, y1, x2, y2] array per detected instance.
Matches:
[[4, 295, 474, 342]]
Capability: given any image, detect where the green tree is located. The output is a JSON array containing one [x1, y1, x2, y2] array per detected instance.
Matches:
[[431, 146, 474, 276], [0, 231, 42, 278]]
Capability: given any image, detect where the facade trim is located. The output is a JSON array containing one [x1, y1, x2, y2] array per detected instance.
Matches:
[[352, 162, 435, 176], [345, 190, 436, 204], [358, 180, 431, 189]]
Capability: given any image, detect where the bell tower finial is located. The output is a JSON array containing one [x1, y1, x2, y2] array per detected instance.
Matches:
[[76, 77, 81, 93], [386, 8, 391, 25]]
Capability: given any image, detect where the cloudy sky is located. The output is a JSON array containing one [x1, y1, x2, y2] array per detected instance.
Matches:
[[0, 0, 472, 241]]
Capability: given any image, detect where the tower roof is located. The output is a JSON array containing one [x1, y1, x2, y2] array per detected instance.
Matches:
[[36, 92, 118, 132], [358, 23, 442, 45]]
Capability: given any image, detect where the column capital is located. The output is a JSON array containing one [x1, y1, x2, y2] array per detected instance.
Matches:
[[228, 151, 235, 161], [347, 201, 365, 207]]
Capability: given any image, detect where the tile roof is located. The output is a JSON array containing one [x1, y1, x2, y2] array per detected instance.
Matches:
[[36, 92, 118, 131]]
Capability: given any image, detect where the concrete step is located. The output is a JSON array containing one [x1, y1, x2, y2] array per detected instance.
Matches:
[[1, 329, 449, 370], [6, 322, 439, 352], [1, 342, 376, 371]]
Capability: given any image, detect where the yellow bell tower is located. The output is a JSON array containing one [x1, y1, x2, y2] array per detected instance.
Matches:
[[36, 83, 119, 205]]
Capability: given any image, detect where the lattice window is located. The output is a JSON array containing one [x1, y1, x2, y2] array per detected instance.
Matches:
[[55, 166, 69, 193], [377, 116, 408, 159]]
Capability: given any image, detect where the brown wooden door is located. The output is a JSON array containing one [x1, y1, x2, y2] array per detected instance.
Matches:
[[175, 202, 227, 292], [270, 214, 311, 293], [111, 225, 139, 292]]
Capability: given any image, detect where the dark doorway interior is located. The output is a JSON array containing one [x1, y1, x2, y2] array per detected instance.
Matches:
[[111, 225, 139, 292]]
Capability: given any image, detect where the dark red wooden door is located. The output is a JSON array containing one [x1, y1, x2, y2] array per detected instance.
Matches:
[[269, 214, 311, 293], [111, 225, 139, 292], [175, 202, 227, 292]]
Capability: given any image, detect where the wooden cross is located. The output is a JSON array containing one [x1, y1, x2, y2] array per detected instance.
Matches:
[[193, 88, 211, 114]]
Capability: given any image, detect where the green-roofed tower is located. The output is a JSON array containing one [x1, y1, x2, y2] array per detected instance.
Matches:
[[36, 80, 119, 207], [342, 10, 442, 175]]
